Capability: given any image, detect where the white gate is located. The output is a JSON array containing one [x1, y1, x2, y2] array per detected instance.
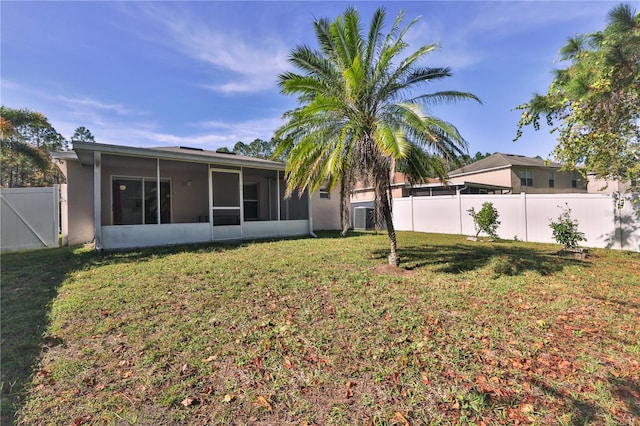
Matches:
[[1, 186, 60, 252]]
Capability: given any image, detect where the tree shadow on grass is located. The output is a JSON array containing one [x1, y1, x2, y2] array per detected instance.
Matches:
[[528, 376, 601, 424], [527, 374, 640, 424], [313, 230, 382, 239], [0, 240, 257, 425], [373, 242, 588, 277], [610, 376, 640, 419]]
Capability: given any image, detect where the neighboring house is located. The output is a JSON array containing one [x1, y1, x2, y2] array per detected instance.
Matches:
[[350, 171, 409, 203], [54, 142, 340, 250], [446, 153, 587, 194], [352, 153, 586, 204], [587, 174, 638, 194]]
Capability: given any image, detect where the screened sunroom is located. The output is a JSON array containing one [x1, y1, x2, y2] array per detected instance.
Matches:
[[62, 142, 313, 250]]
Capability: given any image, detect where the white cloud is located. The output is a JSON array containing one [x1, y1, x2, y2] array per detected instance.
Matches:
[[136, 3, 289, 94], [57, 96, 131, 115], [2, 75, 283, 150]]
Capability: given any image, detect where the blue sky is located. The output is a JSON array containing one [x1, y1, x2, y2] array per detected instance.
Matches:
[[1, 1, 621, 159]]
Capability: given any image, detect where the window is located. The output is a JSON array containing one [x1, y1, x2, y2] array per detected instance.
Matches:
[[548, 172, 555, 188], [572, 172, 579, 188], [519, 170, 533, 187], [243, 183, 259, 221], [319, 188, 330, 199], [112, 178, 171, 225]]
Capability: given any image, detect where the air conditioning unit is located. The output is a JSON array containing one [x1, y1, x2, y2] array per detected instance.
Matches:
[[353, 207, 374, 230]]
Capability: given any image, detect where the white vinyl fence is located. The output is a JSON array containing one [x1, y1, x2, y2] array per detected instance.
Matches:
[[1, 186, 61, 252], [354, 192, 640, 252]]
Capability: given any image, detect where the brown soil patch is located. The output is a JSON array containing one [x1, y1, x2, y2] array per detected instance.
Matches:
[[374, 264, 416, 276]]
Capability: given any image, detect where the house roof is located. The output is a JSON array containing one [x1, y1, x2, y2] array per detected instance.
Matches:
[[448, 153, 561, 177], [61, 142, 286, 170], [411, 180, 512, 191]]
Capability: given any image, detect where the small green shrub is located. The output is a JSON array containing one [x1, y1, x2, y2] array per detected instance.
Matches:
[[549, 204, 586, 250], [468, 202, 500, 239]]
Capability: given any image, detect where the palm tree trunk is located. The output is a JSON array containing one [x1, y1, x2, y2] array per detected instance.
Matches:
[[340, 180, 350, 237], [382, 191, 399, 266]]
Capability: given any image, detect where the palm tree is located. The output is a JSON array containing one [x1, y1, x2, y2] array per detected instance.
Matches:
[[275, 7, 480, 266], [0, 106, 64, 187]]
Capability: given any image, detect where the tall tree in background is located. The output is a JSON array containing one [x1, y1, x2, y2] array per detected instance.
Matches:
[[453, 151, 493, 170], [276, 7, 480, 265], [0, 106, 66, 188], [232, 138, 287, 161], [515, 3, 639, 189], [71, 126, 95, 144]]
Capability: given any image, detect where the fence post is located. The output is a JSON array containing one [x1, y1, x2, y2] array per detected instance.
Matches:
[[458, 190, 463, 235], [410, 195, 414, 232], [521, 192, 528, 242], [53, 184, 60, 247]]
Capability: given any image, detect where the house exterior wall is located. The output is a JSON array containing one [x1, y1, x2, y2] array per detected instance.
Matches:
[[451, 166, 587, 194], [351, 184, 405, 202], [587, 176, 635, 194], [160, 160, 210, 223], [510, 166, 587, 194], [59, 158, 94, 245], [451, 168, 512, 188], [310, 186, 341, 230]]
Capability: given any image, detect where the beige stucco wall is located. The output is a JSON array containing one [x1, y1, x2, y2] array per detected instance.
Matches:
[[311, 186, 341, 230], [451, 168, 512, 188], [587, 176, 634, 194], [351, 189, 374, 202], [350, 184, 406, 202], [58, 158, 95, 246], [160, 160, 209, 223], [452, 167, 587, 194], [510, 167, 587, 194]]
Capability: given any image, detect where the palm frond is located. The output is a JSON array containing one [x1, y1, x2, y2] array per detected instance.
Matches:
[[409, 90, 483, 106]]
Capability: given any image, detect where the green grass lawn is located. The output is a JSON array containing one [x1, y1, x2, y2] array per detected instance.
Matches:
[[2, 231, 639, 425]]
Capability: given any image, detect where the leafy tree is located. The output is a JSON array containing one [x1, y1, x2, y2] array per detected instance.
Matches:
[[515, 3, 639, 190], [453, 151, 493, 170], [0, 106, 66, 188], [468, 202, 501, 239], [275, 7, 481, 265], [71, 126, 95, 143], [470, 151, 493, 163], [232, 138, 288, 161]]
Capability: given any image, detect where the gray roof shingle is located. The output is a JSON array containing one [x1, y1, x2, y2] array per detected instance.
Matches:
[[448, 153, 561, 176]]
